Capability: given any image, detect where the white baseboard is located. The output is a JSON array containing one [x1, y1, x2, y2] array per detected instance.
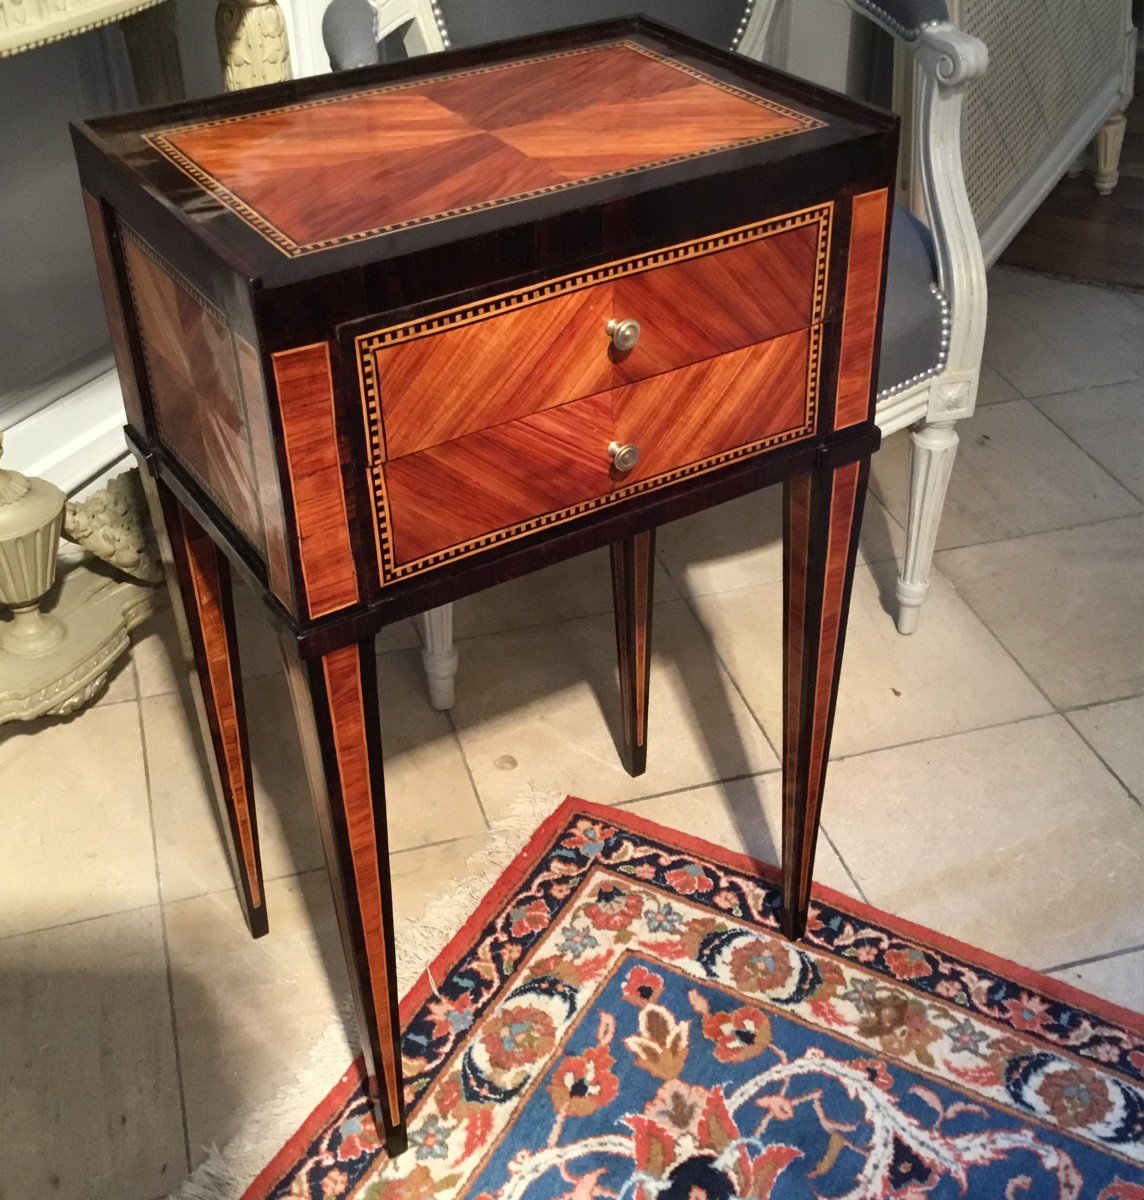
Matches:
[[3, 369, 129, 499]]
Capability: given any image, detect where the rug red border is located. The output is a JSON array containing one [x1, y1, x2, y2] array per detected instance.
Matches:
[[244, 795, 1144, 1199]]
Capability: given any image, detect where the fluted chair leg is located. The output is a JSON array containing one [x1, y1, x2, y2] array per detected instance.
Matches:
[[896, 419, 959, 635]]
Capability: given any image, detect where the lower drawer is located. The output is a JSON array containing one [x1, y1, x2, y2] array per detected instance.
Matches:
[[381, 327, 818, 575], [384, 392, 614, 567]]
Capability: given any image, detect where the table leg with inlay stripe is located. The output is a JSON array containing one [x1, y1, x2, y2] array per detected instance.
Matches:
[[610, 529, 657, 778], [146, 474, 269, 939], [780, 458, 870, 941], [279, 634, 409, 1156]]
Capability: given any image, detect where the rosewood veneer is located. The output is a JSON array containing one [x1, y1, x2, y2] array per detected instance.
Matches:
[[73, 17, 897, 1152]]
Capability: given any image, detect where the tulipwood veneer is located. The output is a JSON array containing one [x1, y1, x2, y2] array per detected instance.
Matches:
[[74, 15, 896, 1151]]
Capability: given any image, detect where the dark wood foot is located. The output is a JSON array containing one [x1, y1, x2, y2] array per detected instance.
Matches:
[[147, 474, 268, 938], [781, 460, 868, 940], [279, 636, 407, 1151], [611, 529, 656, 777]]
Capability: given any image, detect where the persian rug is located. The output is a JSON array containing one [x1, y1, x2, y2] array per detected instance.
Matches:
[[245, 798, 1144, 1200]]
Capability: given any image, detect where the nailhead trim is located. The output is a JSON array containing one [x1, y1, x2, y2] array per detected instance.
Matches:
[[851, 0, 946, 41], [876, 283, 951, 400], [431, 0, 450, 48], [731, 0, 757, 51]]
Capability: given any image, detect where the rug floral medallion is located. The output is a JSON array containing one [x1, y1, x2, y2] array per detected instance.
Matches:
[[252, 800, 1144, 1200]]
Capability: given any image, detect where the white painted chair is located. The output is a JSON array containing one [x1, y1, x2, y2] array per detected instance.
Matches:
[[312, 0, 990, 708]]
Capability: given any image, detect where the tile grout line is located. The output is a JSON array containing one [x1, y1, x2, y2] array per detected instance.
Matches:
[[0, 897, 166, 945], [900, 510, 1141, 563], [611, 768, 781, 810], [829, 710, 1055, 766], [655, 552, 783, 764], [1061, 692, 1144, 714], [134, 693, 194, 1177], [1041, 941, 1144, 975], [1026, 392, 1144, 506], [654, 549, 881, 901], [391, 830, 486, 859], [818, 823, 871, 904], [996, 369, 1144, 404], [1061, 709, 1144, 811], [982, 353, 1030, 401], [443, 706, 492, 832]]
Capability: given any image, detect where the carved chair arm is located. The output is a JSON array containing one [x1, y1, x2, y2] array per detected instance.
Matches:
[[844, 2, 989, 382]]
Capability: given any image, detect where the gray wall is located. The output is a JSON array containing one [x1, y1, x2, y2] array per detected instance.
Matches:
[[0, 2, 223, 428]]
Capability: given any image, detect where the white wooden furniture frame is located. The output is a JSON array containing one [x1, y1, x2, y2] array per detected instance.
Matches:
[[214, 0, 990, 708]]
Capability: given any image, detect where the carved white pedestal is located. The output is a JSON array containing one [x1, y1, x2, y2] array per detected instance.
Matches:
[[0, 558, 164, 722]]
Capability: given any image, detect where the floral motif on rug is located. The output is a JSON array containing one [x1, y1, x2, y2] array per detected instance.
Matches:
[[250, 800, 1144, 1200]]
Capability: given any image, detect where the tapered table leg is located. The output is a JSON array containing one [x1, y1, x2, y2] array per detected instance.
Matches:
[[146, 474, 268, 938], [781, 460, 868, 940], [611, 529, 656, 777], [279, 635, 407, 1155]]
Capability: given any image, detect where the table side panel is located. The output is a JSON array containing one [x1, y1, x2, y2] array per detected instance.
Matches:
[[120, 227, 266, 552], [235, 336, 296, 610]]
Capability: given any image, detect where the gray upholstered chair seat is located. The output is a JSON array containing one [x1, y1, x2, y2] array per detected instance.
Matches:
[[879, 205, 945, 395]]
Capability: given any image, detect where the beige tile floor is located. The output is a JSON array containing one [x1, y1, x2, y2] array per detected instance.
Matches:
[[2, 266, 1142, 1200]]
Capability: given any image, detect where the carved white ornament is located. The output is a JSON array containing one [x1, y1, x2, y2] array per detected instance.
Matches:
[[216, 0, 292, 90], [0, 0, 167, 57], [64, 469, 164, 585]]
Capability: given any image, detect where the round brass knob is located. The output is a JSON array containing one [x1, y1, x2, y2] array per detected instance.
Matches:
[[607, 318, 641, 353], [608, 441, 640, 473]]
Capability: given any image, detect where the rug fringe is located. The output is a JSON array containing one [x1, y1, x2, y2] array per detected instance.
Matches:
[[167, 784, 570, 1200], [167, 1009, 356, 1200]]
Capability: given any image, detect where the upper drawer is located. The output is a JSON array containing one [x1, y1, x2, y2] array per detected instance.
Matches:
[[354, 206, 831, 459]]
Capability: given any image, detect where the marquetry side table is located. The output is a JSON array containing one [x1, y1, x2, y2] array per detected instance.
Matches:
[[74, 17, 897, 1152]]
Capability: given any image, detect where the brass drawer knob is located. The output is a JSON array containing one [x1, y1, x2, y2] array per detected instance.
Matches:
[[607, 317, 641, 352], [608, 441, 640, 473]]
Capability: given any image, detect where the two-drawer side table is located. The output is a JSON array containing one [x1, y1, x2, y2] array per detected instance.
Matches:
[[73, 18, 897, 1153]]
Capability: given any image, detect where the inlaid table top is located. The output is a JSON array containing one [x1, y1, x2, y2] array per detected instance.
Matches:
[[145, 41, 822, 257], [74, 20, 883, 291]]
